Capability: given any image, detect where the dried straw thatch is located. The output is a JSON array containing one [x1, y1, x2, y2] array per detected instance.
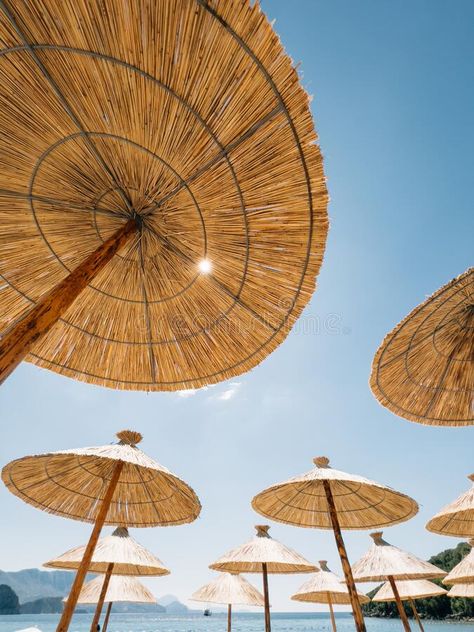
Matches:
[[65, 574, 156, 604], [351, 532, 446, 582], [426, 475, 474, 537], [1, 430, 201, 527], [372, 580, 447, 602], [191, 572, 264, 607], [45, 526, 169, 576], [0, 0, 328, 391], [252, 457, 418, 529], [447, 583, 474, 598], [292, 561, 369, 605], [370, 267, 474, 426], [443, 540, 474, 585], [209, 525, 316, 574]]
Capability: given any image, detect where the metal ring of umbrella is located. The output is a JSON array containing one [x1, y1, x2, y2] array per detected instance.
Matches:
[[0, 0, 328, 390]]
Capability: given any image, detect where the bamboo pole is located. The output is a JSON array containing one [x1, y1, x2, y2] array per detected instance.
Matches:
[[90, 563, 114, 632], [0, 219, 136, 385], [327, 592, 337, 632], [262, 562, 271, 632], [56, 461, 124, 632], [227, 603, 232, 632], [322, 481, 366, 632], [409, 597, 424, 632], [102, 602, 113, 632], [388, 576, 411, 632]]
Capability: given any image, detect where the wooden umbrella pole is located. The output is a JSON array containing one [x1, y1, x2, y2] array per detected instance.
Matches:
[[0, 218, 136, 385], [102, 602, 113, 632], [322, 481, 366, 632], [227, 603, 232, 632], [56, 461, 124, 632], [90, 563, 114, 632], [388, 576, 411, 632], [327, 592, 337, 632], [262, 562, 271, 632], [409, 597, 424, 632]]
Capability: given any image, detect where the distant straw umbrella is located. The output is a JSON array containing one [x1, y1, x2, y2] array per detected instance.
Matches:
[[426, 475, 474, 537], [209, 525, 316, 632], [447, 583, 474, 598], [65, 575, 156, 632], [370, 267, 474, 426], [443, 540, 474, 585], [291, 561, 369, 632], [252, 456, 418, 632], [372, 580, 448, 632], [1, 430, 200, 632], [351, 532, 446, 632], [0, 0, 328, 390], [191, 572, 264, 632], [45, 526, 169, 632]]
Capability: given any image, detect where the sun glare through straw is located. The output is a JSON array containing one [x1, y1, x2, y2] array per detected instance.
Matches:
[[198, 259, 212, 274]]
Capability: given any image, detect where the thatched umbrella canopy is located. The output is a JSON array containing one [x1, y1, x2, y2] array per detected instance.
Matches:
[[370, 267, 474, 426], [291, 561, 369, 632], [372, 579, 447, 632], [209, 525, 315, 632], [252, 456, 418, 632], [443, 540, 474, 585], [191, 572, 264, 632], [426, 475, 474, 537], [447, 583, 474, 598], [1, 430, 200, 632], [67, 574, 156, 632], [0, 0, 328, 391], [352, 532, 446, 632]]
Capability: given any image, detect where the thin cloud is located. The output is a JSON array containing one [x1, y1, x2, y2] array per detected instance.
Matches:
[[210, 382, 242, 402]]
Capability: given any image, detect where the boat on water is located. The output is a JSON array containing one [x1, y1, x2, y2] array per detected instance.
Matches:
[[203, 608, 212, 616]]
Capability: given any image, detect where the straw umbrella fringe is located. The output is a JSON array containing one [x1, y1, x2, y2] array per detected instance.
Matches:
[[209, 525, 316, 632], [0, 0, 329, 391], [447, 583, 474, 598], [426, 475, 474, 537], [351, 532, 446, 632], [252, 456, 418, 632], [1, 431, 200, 632], [370, 267, 474, 426], [443, 540, 474, 585], [191, 573, 264, 632], [292, 561, 369, 632]]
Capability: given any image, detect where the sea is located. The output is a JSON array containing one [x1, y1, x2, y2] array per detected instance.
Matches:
[[0, 613, 473, 632]]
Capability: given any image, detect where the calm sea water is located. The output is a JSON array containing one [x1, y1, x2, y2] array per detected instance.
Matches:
[[0, 613, 473, 632]]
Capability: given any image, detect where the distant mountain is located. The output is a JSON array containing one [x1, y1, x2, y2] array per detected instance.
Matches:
[[158, 594, 189, 613], [0, 569, 86, 603], [157, 594, 182, 607], [20, 597, 64, 614]]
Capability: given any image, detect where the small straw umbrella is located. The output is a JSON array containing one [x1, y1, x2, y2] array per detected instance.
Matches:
[[0, 0, 328, 391], [1, 430, 200, 632], [372, 580, 448, 632], [252, 456, 418, 632], [65, 575, 156, 632], [45, 526, 169, 632], [447, 583, 474, 598], [443, 540, 474, 585], [370, 267, 474, 426], [209, 525, 316, 632], [351, 532, 446, 632], [426, 475, 474, 537], [191, 572, 265, 632], [291, 561, 369, 632]]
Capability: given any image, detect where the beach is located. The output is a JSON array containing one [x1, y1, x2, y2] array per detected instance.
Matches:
[[1, 613, 473, 632]]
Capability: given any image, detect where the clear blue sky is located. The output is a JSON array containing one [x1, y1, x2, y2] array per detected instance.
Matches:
[[0, 0, 473, 612]]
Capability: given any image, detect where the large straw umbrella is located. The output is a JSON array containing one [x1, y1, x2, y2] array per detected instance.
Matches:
[[191, 572, 265, 632], [1, 430, 200, 632], [45, 526, 169, 632], [370, 267, 474, 426], [252, 456, 418, 632], [351, 532, 446, 632], [65, 575, 156, 632], [0, 0, 329, 390], [291, 561, 369, 632], [443, 540, 474, 585], [426, 475, 474, 537], [209, 525, 316, 632], [372, 580, 448, 632]]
